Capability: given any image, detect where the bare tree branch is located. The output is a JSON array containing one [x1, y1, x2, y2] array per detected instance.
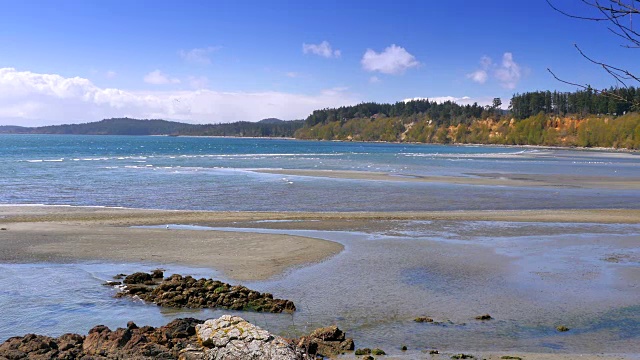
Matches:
[[547, 0, 639, 109]]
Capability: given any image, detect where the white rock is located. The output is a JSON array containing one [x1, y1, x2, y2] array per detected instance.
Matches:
[[195, 315, 302, 360]]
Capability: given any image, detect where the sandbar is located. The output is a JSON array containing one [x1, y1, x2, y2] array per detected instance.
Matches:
[[0, 216, 342, 282], [253, 168, 640, 190]]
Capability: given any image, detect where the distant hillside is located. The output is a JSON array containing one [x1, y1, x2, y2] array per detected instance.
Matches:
[[257, 118, 285, 124], [0, 118, 304, 137]]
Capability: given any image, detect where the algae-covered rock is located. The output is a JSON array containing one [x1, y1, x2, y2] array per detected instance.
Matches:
[[114, 271, 295, 313], [474, 314, 492, 320], [414, 317, 434, 323], [123, 272, 154, 285]]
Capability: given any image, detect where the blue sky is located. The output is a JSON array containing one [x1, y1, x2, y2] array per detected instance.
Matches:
[[0, 0, 636, 125]]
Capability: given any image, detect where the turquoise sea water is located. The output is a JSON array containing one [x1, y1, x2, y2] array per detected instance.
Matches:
[[1, 134, 639, 211]]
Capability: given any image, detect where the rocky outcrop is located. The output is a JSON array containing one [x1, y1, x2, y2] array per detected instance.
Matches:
[[0, 316, 310, 360], [295, 325, 354, 358], [0, 315, 357, 359], [0, 317, 203, 359], [113, 271, 296, 313]]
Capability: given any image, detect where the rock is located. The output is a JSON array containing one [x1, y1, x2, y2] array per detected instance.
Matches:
[[372, 348, 386, 355], [451, 354, 475, 359], [355, 347, 372, 355], [115, 271, 296, 313], [0, 317, 205, 359], [152, 269, 165, 279], [401, 345, 407, 351], [556, 325, 570, 332], [429, 349, 439, 354], [414, 317, 434, 323], [124, 272, 154, 284], [501, 356, 523, 360], [362, 356, 375, 360], [296, 325, 354, 357], [0, 315, 319, 359], [103, 281, 122, 286], [0, 228, 7, 230], [309, 325, 345, 342], [474, 314, 492, 320], [195, 315, 302, 359]]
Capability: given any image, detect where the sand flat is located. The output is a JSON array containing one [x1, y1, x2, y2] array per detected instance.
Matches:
[[253, 168, 640, 190], [2, 205, 640, 225], [0, 220, 342, 281]]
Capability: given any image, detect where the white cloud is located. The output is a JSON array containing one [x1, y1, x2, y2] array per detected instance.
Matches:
[[369, 76, 381, 84], [286, 72, 299, 78], [178, 46, 220, 65], [0, 67, 360, 126], [144, 70, 181, 85], [361, 44, 420, 75], [467, 53, 522, 89], [494, 52, 521, 89], [105, 70, 117, 79], [466, 56, 491, 84], [188, 76, 209, 89], [302, 41, 341, 58], [403, 96, 493, 107], [467, 70, 488, 84]]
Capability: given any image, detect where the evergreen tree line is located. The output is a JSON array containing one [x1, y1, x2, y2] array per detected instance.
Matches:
[[510, 87, 639, 119], [305, 100, 488, 128]]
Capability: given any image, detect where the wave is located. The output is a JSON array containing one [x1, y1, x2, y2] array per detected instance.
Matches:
[[400, 149, 543, 159]]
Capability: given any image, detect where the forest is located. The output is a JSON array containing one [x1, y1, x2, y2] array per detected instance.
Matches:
[[295, 88, 640, 150], [0, 118, 304, 137]]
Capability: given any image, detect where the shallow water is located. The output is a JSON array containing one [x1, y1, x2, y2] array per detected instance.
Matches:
[[2, 222, 639, 356]]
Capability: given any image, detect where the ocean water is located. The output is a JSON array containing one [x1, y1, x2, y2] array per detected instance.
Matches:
[[0, 134, 639, 211]]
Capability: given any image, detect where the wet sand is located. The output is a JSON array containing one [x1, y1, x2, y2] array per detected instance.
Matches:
[[254, 169, 640, 190], [0, 220, 342, 281], [3, 205, 640, 226]]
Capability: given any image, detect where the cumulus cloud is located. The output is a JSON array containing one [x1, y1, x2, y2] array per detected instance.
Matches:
[[466, 56, 491, 84], [105, 70, 117, 79], [494, 52, 521, 89], [302, 41, 341, 58], [403, 96, 493, 107], [467, 53, 522, 89], [0, 68, 360, 126], [144, 70, 181, 85], [361, 45, 419, 75], [178, 46, 220, 65]]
